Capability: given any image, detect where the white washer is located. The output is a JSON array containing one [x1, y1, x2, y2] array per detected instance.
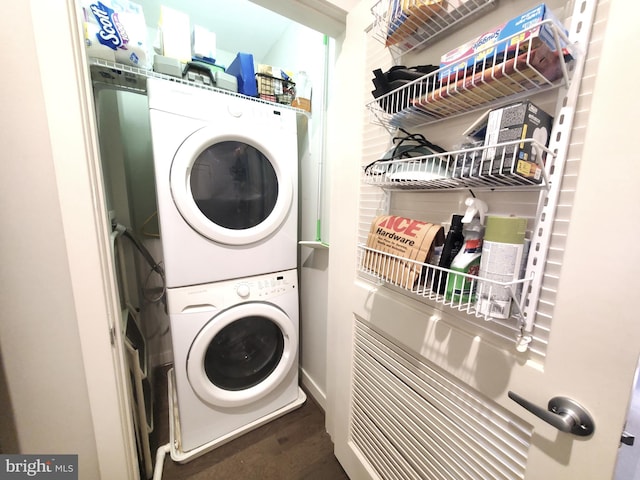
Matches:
[[167, 268, 301, 453], [147, 77, 298, 288]]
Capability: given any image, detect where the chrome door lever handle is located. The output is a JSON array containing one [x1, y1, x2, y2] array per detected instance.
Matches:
[[508, 391, 595, 437], [621, 431, 635, 446]]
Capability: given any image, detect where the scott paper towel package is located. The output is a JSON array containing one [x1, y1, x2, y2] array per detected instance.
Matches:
[[82, 0, 150, 69]]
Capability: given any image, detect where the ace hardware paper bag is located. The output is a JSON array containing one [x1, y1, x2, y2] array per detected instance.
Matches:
[[365, 215, 444, 289]]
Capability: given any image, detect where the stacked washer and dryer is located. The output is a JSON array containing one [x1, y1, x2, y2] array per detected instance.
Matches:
[[146, 77, 305, 458]]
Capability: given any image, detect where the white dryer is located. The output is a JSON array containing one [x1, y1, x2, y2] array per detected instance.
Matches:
[[167, 268, 302, 453], [147, 77, 298, 288]]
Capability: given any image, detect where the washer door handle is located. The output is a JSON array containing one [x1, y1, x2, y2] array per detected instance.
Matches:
[[508, 391, 595, 437], [181, 303, 217, 313]]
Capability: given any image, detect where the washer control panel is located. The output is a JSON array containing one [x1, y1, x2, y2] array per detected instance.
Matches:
[[168, 269, 298, 314], [235, 283, 251, 298]]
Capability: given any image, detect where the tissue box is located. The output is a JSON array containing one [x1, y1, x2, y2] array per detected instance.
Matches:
[[82, 0, 150, 68], [192, 24, 216, 63], [159, 5, 192, 63], [481, 100, 553, 183], [439, 3, 569, 81], [227, 53, 258, 97]]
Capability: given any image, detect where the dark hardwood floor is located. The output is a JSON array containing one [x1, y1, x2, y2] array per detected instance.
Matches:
[[149, 365, 349, 480]]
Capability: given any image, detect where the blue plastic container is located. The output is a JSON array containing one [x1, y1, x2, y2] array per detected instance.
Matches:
[[227, 52, 257, 97]]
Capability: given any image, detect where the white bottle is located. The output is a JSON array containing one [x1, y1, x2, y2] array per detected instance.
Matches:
[[476, 216, 528, 319]]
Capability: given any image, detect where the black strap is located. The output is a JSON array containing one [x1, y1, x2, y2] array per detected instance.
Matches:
[[393, 128, 446, 155], [364, 129, 446, 175]]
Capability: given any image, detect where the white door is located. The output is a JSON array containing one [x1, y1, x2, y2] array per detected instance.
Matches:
[[326, 0, 640, 479]]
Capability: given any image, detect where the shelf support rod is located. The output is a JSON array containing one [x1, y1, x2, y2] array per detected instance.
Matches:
[[519, 0, 598, 344]]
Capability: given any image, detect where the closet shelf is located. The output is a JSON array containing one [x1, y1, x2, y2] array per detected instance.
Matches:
[[88, 58, 307, 113], [299, 240, 330, 249], [371, 0, 497, 55], [367, 19, 575, 130], [357, 244, 532, 322], [363, 139, 554, 191]]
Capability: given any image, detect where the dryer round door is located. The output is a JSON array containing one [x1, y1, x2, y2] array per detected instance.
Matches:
[[187, 302, 297, 408], [170, 126, 293, 245]]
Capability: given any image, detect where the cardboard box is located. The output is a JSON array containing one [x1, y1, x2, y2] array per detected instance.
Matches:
[[481, 100, 553, 182], [291, 97, 311, 112], [385, 0, 446, 47], [438, 3, 569, 81]]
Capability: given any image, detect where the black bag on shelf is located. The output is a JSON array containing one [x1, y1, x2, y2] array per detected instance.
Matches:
[[371, 65, 439, 113]]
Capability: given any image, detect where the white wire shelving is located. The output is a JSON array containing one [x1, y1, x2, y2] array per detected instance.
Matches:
[[357, 244, 533, 323], [363, 139, 554, 191], [371, 0, 497, 55], [88, 58, 307, 113], [361, 0, 599, 352], [367, 19, 576, 131]]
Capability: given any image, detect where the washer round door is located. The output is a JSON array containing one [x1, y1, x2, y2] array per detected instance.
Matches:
[[170, 126, 293, 245], [187, 302, 297, 408]]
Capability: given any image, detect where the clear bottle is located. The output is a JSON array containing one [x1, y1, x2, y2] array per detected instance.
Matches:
[[292, 71, 311, 112]]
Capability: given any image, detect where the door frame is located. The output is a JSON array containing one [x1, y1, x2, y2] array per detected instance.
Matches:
[[31, 1, 138, 478]]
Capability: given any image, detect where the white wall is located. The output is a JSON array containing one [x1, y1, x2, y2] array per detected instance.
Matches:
[[0, 1, 139, 478], [262, 23, 332, 407], [0, 1, 101, 475]]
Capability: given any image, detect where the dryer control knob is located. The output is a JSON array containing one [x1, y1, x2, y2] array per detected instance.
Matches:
[[228, 104, 244, 118], [236, 283, 251, 298]]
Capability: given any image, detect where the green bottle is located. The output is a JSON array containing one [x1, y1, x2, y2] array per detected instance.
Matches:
[[446, 228, 483, 303], [445, 197, 487, 304]]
